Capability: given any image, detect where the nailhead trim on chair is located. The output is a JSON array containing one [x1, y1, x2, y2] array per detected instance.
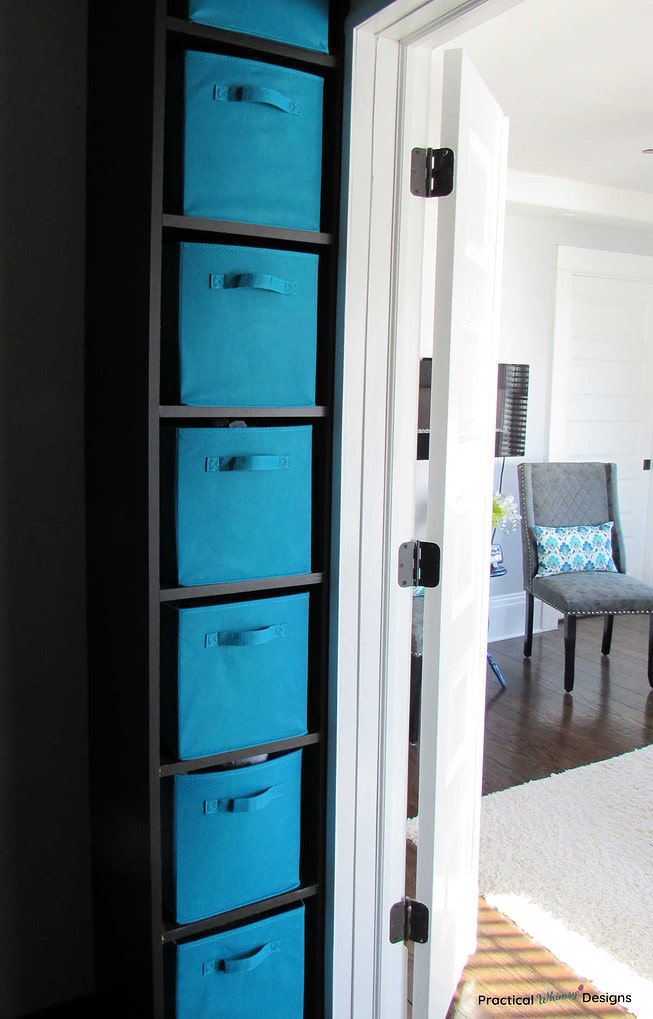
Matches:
[[519, 467, 538, 587], [566, 608, 653, 616]]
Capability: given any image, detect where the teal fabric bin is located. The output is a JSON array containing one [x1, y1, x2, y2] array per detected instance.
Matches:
[[164, 751, 302, 923], [186, 0, 329, 53], [161, 593, 309, 760], [161, 425, 312, 586], [179, 50, 323, 229], [172, 906, 305, 1019], [174, 241, 318, 407]]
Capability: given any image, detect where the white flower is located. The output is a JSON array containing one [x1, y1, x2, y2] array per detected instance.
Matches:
[[492, 491, 520, 534]]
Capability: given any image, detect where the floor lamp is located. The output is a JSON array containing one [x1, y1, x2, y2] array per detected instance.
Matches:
[[488, 363, 530, 687]]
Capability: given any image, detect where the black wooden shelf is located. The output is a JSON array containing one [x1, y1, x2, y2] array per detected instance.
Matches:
[[160, 572, 324, 602], [166, 15, 339, 73], [87, 1, 343, 1012], [160, 405, 329, 419], [159, 732, 322, 777], [162, 213, 333, 249], [162, 884, 320, 944]]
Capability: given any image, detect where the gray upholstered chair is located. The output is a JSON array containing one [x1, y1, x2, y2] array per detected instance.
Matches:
[[518, 461, 653, 692]]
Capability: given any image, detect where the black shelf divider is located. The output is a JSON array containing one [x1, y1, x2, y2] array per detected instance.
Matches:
[[159, 732, 322, 777], [162, 884, 320, 944], [159, 405, 329, 419], [162, 213, 333, 248], [160, 571, 324, 602], [166, 15, 339, 72]]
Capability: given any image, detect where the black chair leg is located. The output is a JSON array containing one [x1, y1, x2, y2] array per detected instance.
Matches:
[[563, 614, 576, 692], [524, 592, 534, 657], [648, 615, 653, 689], [601, 614, 614, 656]]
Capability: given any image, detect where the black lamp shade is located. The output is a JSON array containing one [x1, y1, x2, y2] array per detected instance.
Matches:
[[495, 363, 529, 457]]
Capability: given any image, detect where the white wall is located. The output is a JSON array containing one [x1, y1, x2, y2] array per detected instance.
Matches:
[[488, 207, 653, 639]]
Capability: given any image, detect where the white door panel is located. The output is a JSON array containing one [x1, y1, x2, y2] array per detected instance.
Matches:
[[566, 422, 642, 456], [551, 247, 653, 581], [413, 47, 508, 1019]]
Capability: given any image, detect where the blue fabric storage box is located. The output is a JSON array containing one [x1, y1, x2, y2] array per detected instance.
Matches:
[[164, 751, 302, 923], [161, 592, 309, 760], [162, 425, 312, 586], [186, 0, 329, 53], [179, 50, 323, 229], [175, 241, 318, 407], [172, 906, 305, 1019]]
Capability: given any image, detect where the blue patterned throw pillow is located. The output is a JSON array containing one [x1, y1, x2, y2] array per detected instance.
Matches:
[[533, 522, 618, 577]]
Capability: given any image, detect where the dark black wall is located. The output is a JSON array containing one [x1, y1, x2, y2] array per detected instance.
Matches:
[[0, 2, 94, 1014]]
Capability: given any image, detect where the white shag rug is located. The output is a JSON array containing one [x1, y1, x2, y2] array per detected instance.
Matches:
[[479, 746, 653, 1019]]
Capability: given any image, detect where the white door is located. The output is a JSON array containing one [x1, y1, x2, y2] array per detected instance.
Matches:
[[331, 3, 515, 1015], [413, 48, 508, 1018], [551, 247, 653, 581]]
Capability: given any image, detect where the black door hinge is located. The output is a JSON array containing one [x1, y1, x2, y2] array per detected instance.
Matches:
[[398, 540, 441, 589], [410, 147, 454, 197], [389, 897, 430, 944]]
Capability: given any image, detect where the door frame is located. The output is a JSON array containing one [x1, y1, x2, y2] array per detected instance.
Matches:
[[327, 1, 524, 1016]]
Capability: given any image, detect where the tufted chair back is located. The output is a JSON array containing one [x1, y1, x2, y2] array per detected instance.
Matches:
[[518, 461, 626, 591]]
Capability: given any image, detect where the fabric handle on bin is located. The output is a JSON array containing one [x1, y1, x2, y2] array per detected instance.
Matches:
[[214, 84, 299, 115], [204, 784, 283, 814], [210, 272, 297, 295], [203, 939, 282, 976], [205, 454, 291, 472], [207, 623, 287, 647]]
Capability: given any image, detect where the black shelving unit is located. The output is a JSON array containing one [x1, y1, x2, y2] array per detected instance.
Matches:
[[85, 3, 345, 1015]]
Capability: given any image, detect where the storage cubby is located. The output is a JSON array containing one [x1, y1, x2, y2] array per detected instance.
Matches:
[[86, 2, 344, 1015]]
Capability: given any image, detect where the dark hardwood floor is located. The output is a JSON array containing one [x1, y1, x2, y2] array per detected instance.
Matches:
[[406, 613, 653, 1017], [482, 613, 653, 795]]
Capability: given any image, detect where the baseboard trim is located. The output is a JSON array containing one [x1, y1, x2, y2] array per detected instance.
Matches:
[[489, 592, 561, 642], [488, 591, 525, 642]]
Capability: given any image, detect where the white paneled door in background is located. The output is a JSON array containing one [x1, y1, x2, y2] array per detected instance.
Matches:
[[551, 247, 653, 582]]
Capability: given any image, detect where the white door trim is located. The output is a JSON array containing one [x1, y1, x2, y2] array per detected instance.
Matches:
[[326, 24, 407, 1019], [327, 1, 523, 1017], [556, 245, 653, 280]]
